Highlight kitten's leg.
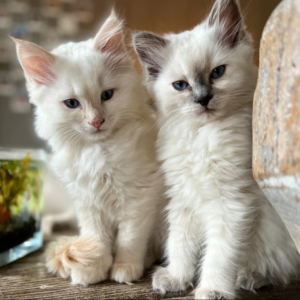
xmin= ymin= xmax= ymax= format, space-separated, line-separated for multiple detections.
xmin=46 ymin=206 xmax=114 ymax=286
xmin=111 ymin=214 xmax=156 ymax=283
xmin=194 ymin=201 xmax=250 ymax=300
xmin=236 ymin=270 xmax=270 ymax=292
xmin=152 ymin=213 xmax=199 ymax=294
xmin=237 ymin=198 xmax=300 ymax=291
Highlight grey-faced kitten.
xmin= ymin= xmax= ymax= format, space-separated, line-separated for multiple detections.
xmin=133 ymin=0 xmax=300 ymax=299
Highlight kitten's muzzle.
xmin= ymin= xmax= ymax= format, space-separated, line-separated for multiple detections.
xmin=194 ymin=94 xmax=213 ymax=107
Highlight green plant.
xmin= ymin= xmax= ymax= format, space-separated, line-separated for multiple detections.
xmin=0 ymin=154 xmax=41 ymax=229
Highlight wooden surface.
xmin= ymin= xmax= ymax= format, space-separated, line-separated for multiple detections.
xmin=0 ymin=234 xmax=300 ymax=300
xmin=253 ymin=0 xmax=300 ymax=252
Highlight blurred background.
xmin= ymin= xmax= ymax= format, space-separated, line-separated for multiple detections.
xmin=0 ymin=0 xmax=281 ymax=150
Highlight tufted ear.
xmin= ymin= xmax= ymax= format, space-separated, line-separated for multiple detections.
xmin=207 ymin=0 xmax=245 ymax=47
xmin=132 ymin=31 xmax=169 ymax=80
xmin=12 ymin=37 xmax=56 ymax=87
xmin=93 ymin=10 xmax=125 ymax=57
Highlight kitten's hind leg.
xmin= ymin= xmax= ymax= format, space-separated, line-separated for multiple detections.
xmin=236 ymin=271 xmax=270 ymax=293
xmin=46 ymin=235 xmax=113 ymax=286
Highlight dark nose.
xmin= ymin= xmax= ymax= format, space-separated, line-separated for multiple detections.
xmin=195 ymin=94 xmax=213 ymax=107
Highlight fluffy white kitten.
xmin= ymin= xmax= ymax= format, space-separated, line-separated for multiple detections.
xmin=13 ymin=11 xmax=164 ymax=286
xmin=133 ymin=0 xmax=300 ymax=299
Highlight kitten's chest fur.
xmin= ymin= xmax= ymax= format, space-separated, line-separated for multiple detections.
xmin=158 ymin=109 xmax=252 ymax=207
xmin=51 ymin=123 xmax=158 ymax=216
xmin=53 ymin=146 xmax=126 ymax=204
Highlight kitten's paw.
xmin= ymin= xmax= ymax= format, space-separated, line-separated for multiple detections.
xmin=111 ymin=263 xmax=144 ymax=283
xmin=236 ymin=271 xmax=269 ymax=292
xmin=152 ymin=267 xmax=189 ymax=294
xmin=70 ymin=253 xmax=113 ymax=286
xmin=194 ymin=289 xmax=234 ymax=300
xmin=46 ymin=235 xmax=112 ymax=286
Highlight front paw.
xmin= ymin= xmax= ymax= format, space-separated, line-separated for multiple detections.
xmin=111 ymin=263 xmax=144 ymax=283
xmin=46 ymin=236 xmax=113 ymax=286
xmin=152 ymin=267 xmax=190 ymax=294
xmin=194 ymin=289 xmax=234 ymax=300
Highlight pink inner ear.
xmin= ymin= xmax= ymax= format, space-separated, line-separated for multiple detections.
xmin=98 ymin=31 xmax=123 ymax=56
xmin=22 ymin=56 xmax=56 ymax=86
xmin=220 ymin=3 xmax=242 ymax=44
xmin=94 ymin=14 xmax=125 ymax=57
xmin=208 ymin=0 xmax=243 ymax=47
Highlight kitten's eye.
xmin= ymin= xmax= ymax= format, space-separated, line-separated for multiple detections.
xmin=172 ymin=81 xmax=189 ymax=91
xmin=64 ymin=99 xmax=80 ymax=109
xmin=101 ymin=89 xmax=114 ymax=101
xmin=210 ymin=65 xmax=226 ymax=80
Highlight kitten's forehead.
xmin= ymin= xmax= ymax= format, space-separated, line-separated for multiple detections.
xmin=53 ymin=40 xmax=103 ymax=71
xmin=52 ymin=39 xmax=93 ymax=55
xmin=51 ymin=40 xmax=110 ymax=103
xmin=166 ymin=24 xmax=220 ymax=75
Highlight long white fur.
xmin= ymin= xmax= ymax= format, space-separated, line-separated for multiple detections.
xmin=133 ymin=0 xmax=300 ymax=299
xmin=13 ymin=11 xmax=165 ymax=286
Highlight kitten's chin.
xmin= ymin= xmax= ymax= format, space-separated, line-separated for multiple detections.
xmin=197 ymin=107 xmax=215 ymax=115
xmin=85 ymin=129 xmax=110 ymax=141
xmin=191 ymin=107 xmax=216 ymax=121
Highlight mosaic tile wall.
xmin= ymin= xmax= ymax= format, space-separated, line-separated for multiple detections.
xmin=0 ymin=0 xmax=95 ymax=115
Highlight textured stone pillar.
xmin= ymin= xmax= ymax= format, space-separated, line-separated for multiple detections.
xmin=253 ymin=0 xmax=300 ymax=252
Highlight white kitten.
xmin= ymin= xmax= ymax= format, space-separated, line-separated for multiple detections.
xmin=133 ymin=0 xmax=300 ymax=299
xmin=13 ymin=11 xmax=165 ymax=286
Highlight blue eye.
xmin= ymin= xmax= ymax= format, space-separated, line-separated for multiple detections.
xmin=64 ymin=99 xmax=80 ymax=109
xmin=172 ymin=81 xmax=189 ymax=91
xmin=211 ymin=65 xmax=226 ymax=80
xmin=101 ymin=89 xmax=114 ymax=101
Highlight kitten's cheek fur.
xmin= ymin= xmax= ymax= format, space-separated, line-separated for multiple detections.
xmin=45 ymin=236 xmax=113 ymax=286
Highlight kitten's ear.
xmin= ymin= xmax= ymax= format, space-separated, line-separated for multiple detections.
xmin=11 ymin=37 xmax=56 ymax=87
xmin=93 ymin=10 xmax=125 ymax=57
xmin=132 ymin=31 xmax=168 ymax=80
xmin=207 ymin=0 xmax=244 ymax=47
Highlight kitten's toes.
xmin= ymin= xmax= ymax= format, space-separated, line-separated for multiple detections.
xmin=152 ymin=267 xmax=189 ymax=294
xmin=236 ymin=271 xmax=269 ymax=292
xmin=111 ymin=263 xmax=144 ymax=283
xmin=194 ymin=289 xmax=234 ymax=300
xmin=46 ymin=235 xmax=112 ymax=285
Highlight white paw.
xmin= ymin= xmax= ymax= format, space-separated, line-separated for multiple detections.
xmin=194 ymin=289 xmax=234 ymax=300
xmin=46 ymin=236 xmax=113 ymax=286
xmin=152 ymin=267 xmax=190 ymax=294
xmin=111 ymin=263 xmax=144 ymax=283
xmin=70 ymin=255 xmax=112 ymax=286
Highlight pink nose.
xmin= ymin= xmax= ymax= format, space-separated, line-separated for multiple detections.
xmin=89 ymin=118 xmax=105 ymax=129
